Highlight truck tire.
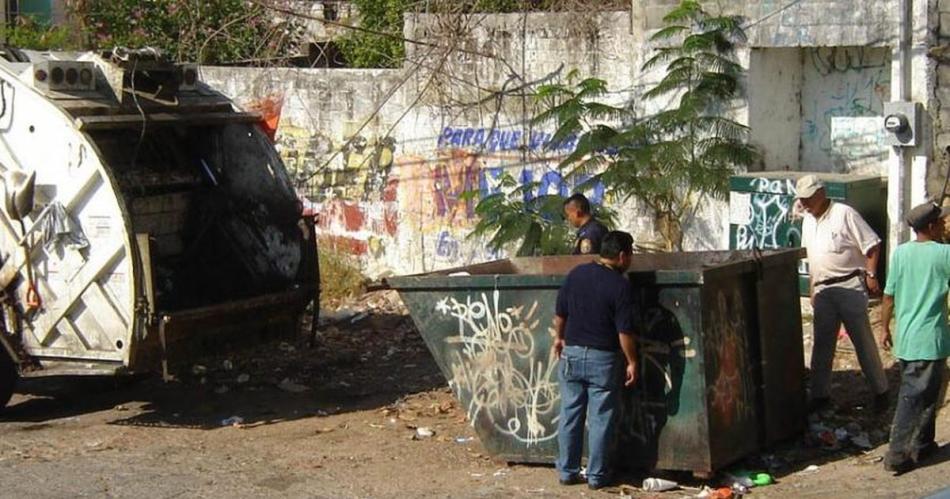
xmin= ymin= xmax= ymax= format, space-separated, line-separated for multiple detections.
xmin=0 ymin=347 xmax=16 ymax=410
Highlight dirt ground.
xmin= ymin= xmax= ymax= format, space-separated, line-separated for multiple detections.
xmin=1 ymin=293 xmax=949 ymax=499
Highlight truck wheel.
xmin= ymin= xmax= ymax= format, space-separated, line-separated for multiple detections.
xmin=0 ymin=348 xmax=16 ymax=410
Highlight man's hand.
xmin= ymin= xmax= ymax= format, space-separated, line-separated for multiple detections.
xmin=866 ymin=275 xmax=881 ymax=296
xmin=624 ymin=362 xmax=637 ymax=387
xmin=880 ymin=327 xmax=893 ymax=351
xmin=552 ymin=338 xmax=565 ymax=359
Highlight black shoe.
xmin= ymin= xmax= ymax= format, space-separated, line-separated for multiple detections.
xmin=916 ymin=441 xmax=939 ymax=462
xmin=559 ymin=474 xmax=585 ymax=486
xmin=808 ymin=397 xmax=831 ymax=413
xmin=884 ymin=453 xmax=915 ymax=475
xmin=873 ymin=391 xmax=890 ymax=414
xmin=588 ymin=482 xmax=608 ymax=491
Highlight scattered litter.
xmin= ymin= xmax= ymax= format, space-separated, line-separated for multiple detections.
xmin=113 ymin=404 xmax=128 ymax=412
xmin=316 ymin=410 xmax=329 ymax=417
xmin=414 ymin=427 xmax=435 ymax=439
xmin=222 ymin=359 xmax=234 ymax=371
xmin=834 ymin=427 xmax=850 ymax=441
xmin=278 ymin=342 xmax=296 ymax=353
xmin=448 ymin=271 xmax=471 ymax=277
xmin=696 ymin=485 xmax=714 ymax=498
xmin=338 ymin=381 xmax=351 ymax=388
xmin=851 ymin=432 xmax=873 ymax=449
xmin=470 ymin=472 xmax=485 ymax=478
xmin=220 ymin=416 xmax=244 ymax=426
xmin=524 ymin=488 xmax=545 ymax=494
xmin=236 ymin=374 xmax=250 ymax=384
xmin=455 ymin=436 xmax=476 ymax=444
xmin=278 ymin=378 xmax=310 ymax=393
xmin=493 ymin=468 xmax=509 ymax=477
xmin=725 ymin=472 xmax=753 ymax=488
xmin=642 ymin=477 xmax=678 ymax=492
xmin=368 ymin=423 xmax=384 ymax=429
xmin=708 ymin=487 xmax=733 ymax=499
xmin=800 ymin=464 xmax=820 ymax=474
xmin=214 ymin=385 xmax=229 ymax=394
xmin=350 ymin=311 xmax=370 ymax=324
xmin=751 ymin=472 xmax=774 ymax=486
xmin=314 ymin=427 xmax=334 ymax=434
xmin=191 ymin=365 xmax=207 ymax=376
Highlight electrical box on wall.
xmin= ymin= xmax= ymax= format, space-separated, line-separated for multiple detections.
xmin=883 ymin=101 xmax=921 ymax=147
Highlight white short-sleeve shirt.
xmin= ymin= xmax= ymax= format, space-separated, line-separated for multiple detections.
xmin=802 ymin=201 xmax=880 ymax=290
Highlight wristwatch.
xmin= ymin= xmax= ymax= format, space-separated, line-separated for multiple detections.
xmin=866 ymin=272 xmax=877 ymax=279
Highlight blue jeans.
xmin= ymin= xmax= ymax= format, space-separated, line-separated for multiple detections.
xmin=556 ymin=345 xmax=622 ymax=487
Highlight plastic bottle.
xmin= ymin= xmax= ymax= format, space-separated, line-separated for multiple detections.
xmin=642 ymin=477 xmax=678 ymax=492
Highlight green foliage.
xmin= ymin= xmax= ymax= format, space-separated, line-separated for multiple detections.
xmin=471 ymin=0 xmax=757 ymax=254
xmin=76 ymin=0 xmax=302 ymax=64
xmin=337 ymin=0 xmax=412 ymax=68
xmin=0 ymin=16 xmax=79 ymax=50
xmin=607 ymin=0 xmax=756 ymax=250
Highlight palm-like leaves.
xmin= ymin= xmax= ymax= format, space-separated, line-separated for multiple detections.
xmin=470 ymin=0 xmax=758 ymax=254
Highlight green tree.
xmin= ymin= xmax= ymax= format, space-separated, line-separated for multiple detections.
xmin=0 ymin=15 xmax=78 ymax=50
xmin=471 ymin=0 xmax=757 ymax=253
xmin=337 ymin=0 xmax=413 ymax=68
xmin=73 ymin=0 xmax=302 ymax=64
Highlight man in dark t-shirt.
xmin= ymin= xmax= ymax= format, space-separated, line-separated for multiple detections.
xmin=553 ymin=231 xmax=638 ymax=490
xmin=563 ymin=193 xmax=608 ymax=255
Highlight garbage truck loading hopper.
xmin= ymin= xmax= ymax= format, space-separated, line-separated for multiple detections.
xmin=0 ymin=51 xmax=318 ymax=395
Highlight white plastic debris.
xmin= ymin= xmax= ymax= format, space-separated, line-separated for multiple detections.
xmin=220 ymin=416 xmax=244 ymax=426
xmin=415 ymin=427 xmax=435 ymax=439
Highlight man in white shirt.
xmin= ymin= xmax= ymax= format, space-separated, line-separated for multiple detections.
xmin=797 ymin=175 xmax=889 ymax=413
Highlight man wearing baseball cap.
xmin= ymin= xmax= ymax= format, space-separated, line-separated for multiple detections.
xmin=796 ymin=174 xmax=889 ymax=413
xmin=880 ymin=201 xmax=950 ymax=474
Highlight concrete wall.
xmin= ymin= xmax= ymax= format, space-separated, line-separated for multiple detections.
xmin=202 ymin=1 xmax=937 ymax=277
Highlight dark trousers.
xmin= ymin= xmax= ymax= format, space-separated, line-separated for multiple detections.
xmin=886 ymin=359 xmax=947 ymax=464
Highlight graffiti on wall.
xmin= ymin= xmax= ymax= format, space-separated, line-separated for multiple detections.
xmin=436 ymin=291 xmax=559 ymax=446
xmin=801 ymin=47 xmax=890 ymax=174
xmin=731 ymin=177 xmax=803 ymax=250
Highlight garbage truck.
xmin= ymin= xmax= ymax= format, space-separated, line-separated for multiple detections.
xmin=0 ymin=48 xmax=319 ymax=410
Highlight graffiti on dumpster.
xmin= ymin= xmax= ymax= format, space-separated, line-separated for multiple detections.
xmin=733 ymin=177 xmax=802 ymax=250
xmin=435 ymin=291 xmax=559 ymax=446
xmin=706 ymin=289 xmax=756 ymax=428
xmin=620 ymin=303 xmax=691 ymax=453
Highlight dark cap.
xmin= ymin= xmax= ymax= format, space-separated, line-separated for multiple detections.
xmin=906 ymin=202 xmax=950 ymax=230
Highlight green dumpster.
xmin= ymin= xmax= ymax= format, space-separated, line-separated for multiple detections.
xmin=728 ymin=172 xmax=886 ymax=295
xmin=387 ymin=249 xmax=805 ymax=474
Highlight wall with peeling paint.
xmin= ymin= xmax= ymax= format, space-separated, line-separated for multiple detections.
xmin=202 ymin=2 xmax=936 ymax=277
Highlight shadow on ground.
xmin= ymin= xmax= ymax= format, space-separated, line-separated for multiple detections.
xmin=1 ymin=312 xmax=444 ymax=429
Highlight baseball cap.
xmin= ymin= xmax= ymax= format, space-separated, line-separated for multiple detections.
xmin=794 ymin=175 xmax=824 ymax=199
xmin=906 ymin=201 xmax=950 ymax=230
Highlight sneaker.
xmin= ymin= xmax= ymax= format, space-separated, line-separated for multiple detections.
xmin=559 ymin=474 xmax=585 ymax=486
xmin=588 ymin=482 xmax=608 ymax=491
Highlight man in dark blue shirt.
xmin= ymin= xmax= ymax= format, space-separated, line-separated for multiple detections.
xmin=564 ymin=193 xmax=608 ymax=255
xmin=553 ymin=231 xmax=638 ymax=490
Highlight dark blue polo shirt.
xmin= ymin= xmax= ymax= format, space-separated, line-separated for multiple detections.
xmin=573 ymin=218 xmax=608 ymax=255
xmin=555 ymin=262 xmax=636 ymax=351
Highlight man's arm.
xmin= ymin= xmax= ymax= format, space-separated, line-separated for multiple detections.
xmin=619 ymin=333 xmax=638 ymax=387
xmin=552 ymin=314 xmax=566 ymax=358
xmin=865 ymin=243 xmax=882 ymax=295
xmin=880 ymin=293 xmax=894 ymax=350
